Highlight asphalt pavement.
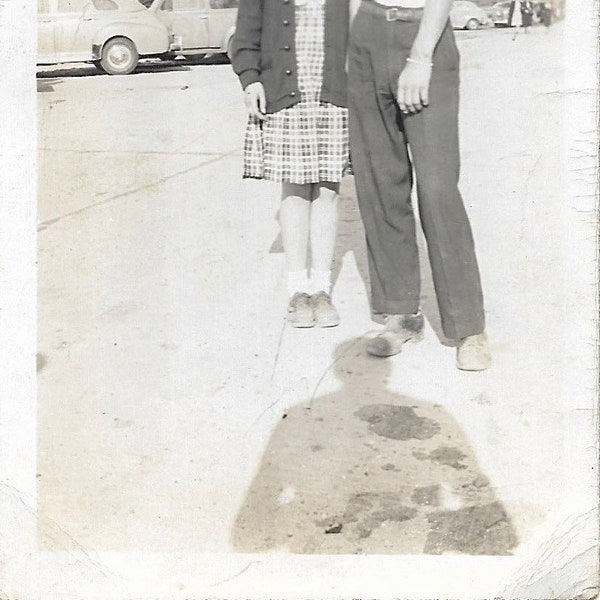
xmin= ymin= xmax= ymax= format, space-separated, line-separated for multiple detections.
xmin=35 ymin=20 xmax=597 ymax=596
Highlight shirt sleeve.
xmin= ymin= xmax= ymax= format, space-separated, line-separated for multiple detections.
xmin=230 ymin=0 xmax=263 ymax=89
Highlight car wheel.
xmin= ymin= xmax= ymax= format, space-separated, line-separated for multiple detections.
xmin=465 ymin=18 xmax=480 ymax=29
xmin=101 ymin=37 xmax=138 ymax=75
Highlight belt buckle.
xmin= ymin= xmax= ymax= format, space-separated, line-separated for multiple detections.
xmin=385 ymin=6 xmax=407 ymax=20
xmin=385 ymin=7 xmax=399 ymax=20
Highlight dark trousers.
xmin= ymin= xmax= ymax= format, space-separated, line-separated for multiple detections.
xmin=348 ymin=3 xmax=485 ymax=340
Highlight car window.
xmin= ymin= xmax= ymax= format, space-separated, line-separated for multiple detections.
xmin=209 ymin=0 xmax=238 ymax=8
xmin=92 ymin=0 xmax=118 ymax=8
xmin=57 ymin=0 xmax=90 ymax=12
xmin=38 ymin=0 xmax=51 ymax=12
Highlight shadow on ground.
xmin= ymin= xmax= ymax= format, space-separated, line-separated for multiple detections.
xmin=36 ymin=61 xmax=192 ymax=80
xmin=36 ymin=53 xmax=230 ymax=80
xmin=232 ymin=338 xmax=517 ymax=554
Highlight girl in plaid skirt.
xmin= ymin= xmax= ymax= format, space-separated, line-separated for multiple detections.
xmin=231 ymin=0 xmax=351 ymax=328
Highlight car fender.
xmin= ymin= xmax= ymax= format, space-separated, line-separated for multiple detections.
xmin=475 ymin=8 xmax=490 ymax=23
xmin=449 ymin=11 xmax=465 ymax=27
xmin=93 ymin=20 xmax=170 ymax=56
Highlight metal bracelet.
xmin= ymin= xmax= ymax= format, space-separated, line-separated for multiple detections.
xmin=406 ymin=57 xmax=433 ymax=67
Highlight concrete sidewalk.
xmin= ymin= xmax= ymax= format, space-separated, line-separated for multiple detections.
xmin=36 ymin=20 xmax=595 ymax=580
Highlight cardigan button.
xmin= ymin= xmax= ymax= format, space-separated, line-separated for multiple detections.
xmin=285 ymin=69 xmax=292 ymax=75
xmin=282 ymin=19 xmax=290 ymax=25
xmin=284 ymin=44 xmax=291 ymax=50
xmin=290 ymin=91 xmax=296 ymax=97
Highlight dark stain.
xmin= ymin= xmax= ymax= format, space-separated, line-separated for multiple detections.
xmin=343 ymin=492 xmax=418 ymax=539
xmin=311 ymin=445 xmax=324 ymax=452
xmin=413 ymin=445 xmax=468 ymax=469
xmin=36 ymin=353 xmax=47 ymax=373
xmin=355 ymin=404 xmax=441 ymax=440
xmin=425 ymin=502 xmax=518 ymax=555
xmin=411 ymin=485 xmax=440 ymax=507
xmin=324 ymin=523 xmax=343 ymax=534
xmin=471 ymin=475 xmax=490 ymax=488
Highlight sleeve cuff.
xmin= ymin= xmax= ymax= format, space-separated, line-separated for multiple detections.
xmin=239 ymin=69 xmax=261 ymax=89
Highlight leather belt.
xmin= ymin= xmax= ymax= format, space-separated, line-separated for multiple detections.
xmin=361 ymin=0 xmax=424 ymax=21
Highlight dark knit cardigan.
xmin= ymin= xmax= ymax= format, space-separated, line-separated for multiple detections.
xmin=230 ymin=0 xmax=349 ymax=113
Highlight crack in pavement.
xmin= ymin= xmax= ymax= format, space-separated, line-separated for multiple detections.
xmin=37 ymin=148 xmax=240 ymax=232
xmin=308 ymin=338 xmax=362 ymax=406
xmin=269 ymin=319 xmax=287 ymax=386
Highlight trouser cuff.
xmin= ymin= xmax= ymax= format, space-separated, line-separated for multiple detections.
xmin=373 ymin=298 xmax=421 ymax=316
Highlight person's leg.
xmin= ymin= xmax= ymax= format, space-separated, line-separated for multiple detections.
xmin=281 ymin=182 xmax=312 ymax=290
xmin=348 ymin=8 xmax=425 ymax=356
xmin=348 ymin=8 xmax=421 ymax=317
xmin=310 ymin=181 xmax=339 ymax=292
xmin=397 ymin=23 xmax=490 ymax=369
xmin=280 ymin=182 xmax=314 ymax=327
xmin=308 ymin=181 xmax=341 ymax=327
xmin=400 ymin=24 xmax=485 ymax=343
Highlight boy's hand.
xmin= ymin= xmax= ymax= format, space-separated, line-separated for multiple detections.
xmin=396 ymin=61 xmax=432 ymax=114
xmin=244 ymin=81 xmax=267 ymax=120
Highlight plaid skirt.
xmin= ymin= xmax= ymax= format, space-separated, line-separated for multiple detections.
xmin=243 ymin=1 xmax=350 ymax=184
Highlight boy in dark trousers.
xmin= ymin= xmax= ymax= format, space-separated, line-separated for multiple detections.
xmin=347 ymin=0 xmax=491 ymax=370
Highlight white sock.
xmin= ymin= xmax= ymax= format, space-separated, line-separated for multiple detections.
xmin=287 ymin=270 xmax=311 ymax=297
xmin=310 ymin=269 xmax=331 ymax=295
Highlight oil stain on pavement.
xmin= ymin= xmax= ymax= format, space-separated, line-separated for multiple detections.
xmin=232 ymin=339 xmax=517 ymax=555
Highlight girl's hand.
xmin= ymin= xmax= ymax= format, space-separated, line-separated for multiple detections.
xmin=244 ymin=82 xmax=267 ymax=120
xmin=396 ymin=61 xmax=432 ymax=114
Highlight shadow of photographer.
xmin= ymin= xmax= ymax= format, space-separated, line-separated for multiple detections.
xmin=232 ymin=337 xmax=517 ymax=554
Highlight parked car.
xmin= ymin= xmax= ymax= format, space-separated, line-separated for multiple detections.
xmin=450 ymin=0 xmax=491 ymax=29
xmin=486 ymin=0 xmax=512 ymax=25
xmin=37 ymin=0 xmax=176 ymax=74
xmin=154 ymin=0 xmax=238 ymax=60
xmin=37 ymin=0 xmax=238 ymax=76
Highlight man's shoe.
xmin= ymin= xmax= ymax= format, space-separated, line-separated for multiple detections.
xmin=456 ymin=333 xmax=492 ymax=371
xmin=287 ymin=292 xmax=314 ymax=328
xmin=310 ymin=291 xmax=340 ymax=327
xmin=366 ymin=313 xmax=425 ymax=357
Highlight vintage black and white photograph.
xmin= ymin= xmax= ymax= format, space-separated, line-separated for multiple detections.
xmin=0 ymin=0 xmax=597 ymax=597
